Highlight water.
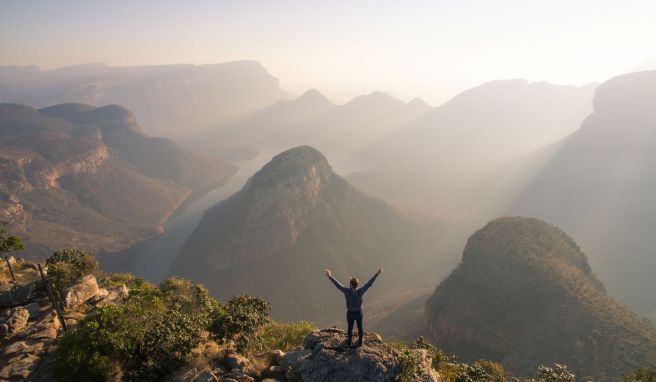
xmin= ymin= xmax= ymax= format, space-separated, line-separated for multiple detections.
xmin=130 ymin=152 xmax=272 ymax=282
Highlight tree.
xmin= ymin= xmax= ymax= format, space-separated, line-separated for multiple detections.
xmin=46 ymin=249 xmax=98 ymax=300
xmin=0 ymin=224 xmax=24 ymax=255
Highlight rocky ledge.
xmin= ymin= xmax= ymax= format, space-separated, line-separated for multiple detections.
xmin=281 ymin=329 xmax=440 ymax=382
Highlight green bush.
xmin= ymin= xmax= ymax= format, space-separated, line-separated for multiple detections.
xmin=625 ymin=368 xmax=656 ymax=382
xmin=249 ymin=320 xmax=316 ymax=353
xmin=454 ymin=360 xmax=505 ymax=382
xmin=208 ymin=294 xmax=271 ymax=352
xmin=395 ymin=348 xmax=424 ymax=382
xmin=46 ymin=248 xmax=98 ymax=300
xmin=55 ymin=277 xmax=209 ymax=382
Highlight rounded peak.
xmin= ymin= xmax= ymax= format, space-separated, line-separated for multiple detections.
xmin=347 ymin=91 xmax=401 ymax=107
xmin=39 ymin=103 xmax=97 ymax=119
xmin=269 ymin=145 xmax=330 ymax=167
xmin=407 ymin=97 xmax=432 ymax=110
xmin=0 ymin=103 xmax=38 ymax=114
xmin=463 ymin=216 xmax=593 ymax=274
xmin=244 ymin=146 xmax=334 ymax=192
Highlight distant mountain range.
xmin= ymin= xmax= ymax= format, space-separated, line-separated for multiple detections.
xmin=510 ymin=70 xmax=656 ymax=316
xmin=348 ymin=79 xmax=595 ymax=220
xmin=170 ymin=146 xmax=442 ymax=323
xmin=426 ymin=217 xmax=656 ymax=380
xmin=0 ymin=61 xmax=291 ymax=139
xmin=0 ymin=103 xmax=235 ymax=259
xmin=191 ymin=89 xmax=431 ymax=164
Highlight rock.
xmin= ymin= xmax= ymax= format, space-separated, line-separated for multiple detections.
xmin=221 ymin=370 xmax=255 ymax=382
xmin=261 ymin=379 xmax=282 ymax=382
xmin=281 ymin=329 xmax=441 ymax=382
xmin=1 ymin=340 xmax=44 ymax=357
xmin=62 ymin=275 xmax=99 ymax=309
xmin=223 ymin=351 xmax=254 ymax=372
xmin=194 ymin=368 xmax=219 ymax=382
xmin=87 ymin=287 xmax=109 ymax=304
xmin=94 ymin=284 xmax=128 ymax=307
xmin=0 ymin=282 xmax=37 ymax=308
xmin=0 ymin=353 xmax=40 ymax=380
xmin=0 ymin=307 xmax=29 ymax=338
xmin=23 ymin=301 xmax=48 ymax=317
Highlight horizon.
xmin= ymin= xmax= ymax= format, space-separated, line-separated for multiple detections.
xmin=2 ymin=0 xmax=655 ymax=104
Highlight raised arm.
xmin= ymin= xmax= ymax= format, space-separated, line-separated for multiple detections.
xmin=325 ymin=269 xmax=348 ymax=293
xmin=358 ymin=268 xmax=383 ymax=295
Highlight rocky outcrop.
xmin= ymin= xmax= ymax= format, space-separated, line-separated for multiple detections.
xmin=0 ymin=263 xmax=129 ymax=381
xmin=62 ymin=274 xmax=99 ymax=309
xmin=281 ymin=329 xmax=440 ymax=382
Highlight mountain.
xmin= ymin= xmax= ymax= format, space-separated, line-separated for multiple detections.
xmin=0 ymin=61 xmax=291 ymax=139
xmin=0 ymin=103 xmax=235 ymax=259
xmin=264 ymin=92 xmax=431 ymax=164
xmin=347 ymin=80 xmax=595 ymax=219
xmin=38 ymin=103 xmax=235 ymax=188
xmin=510 ymin=70 xmax=656 ymax=316
xmin=190 ymin=89 xmax=337 ymax=159
xmin=425 ymin=217 xmax=656 ymax=381
xmin=170 ymin=146 xmax=440 ymax=323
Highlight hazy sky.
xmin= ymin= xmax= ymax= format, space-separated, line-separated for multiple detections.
xmin=1 ymin=0 xmax=655 ymax=104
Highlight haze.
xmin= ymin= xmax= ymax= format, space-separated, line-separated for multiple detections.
xmin=2 ymin=0 xmax=655 ymax=104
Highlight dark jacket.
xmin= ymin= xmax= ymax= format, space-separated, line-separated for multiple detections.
xmin=328 ymin=273 xmax=379 ymax=312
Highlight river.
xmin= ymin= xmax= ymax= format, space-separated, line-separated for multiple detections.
xmin=130 ymin=152 xmax=273 ymax=282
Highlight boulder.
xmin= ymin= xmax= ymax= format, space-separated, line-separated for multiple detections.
xmin=62 ymin=275 xmax=99 ymax=309
xmin=0 ymin=307 xmax=29 ymax=338
xmin=220 ymin=370 xmax=255 ymax=382
xmin=223 ymin=351 xmax=254 ymax=372
xmin=281 ymin=329 xmax=441 ymax=382
xmin=87 ymin=287 xmax=109 ymax=304
xmin=0 ymin=282 xmax=37 ymax=308
xmin=94 ymin=284 xmax=129 ymax=307
xmin=194 ymin=368 xmax=219 ymax=382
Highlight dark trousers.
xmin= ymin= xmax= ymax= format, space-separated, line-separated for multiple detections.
xmin=347 ymin=310 xmax=363 ymax=345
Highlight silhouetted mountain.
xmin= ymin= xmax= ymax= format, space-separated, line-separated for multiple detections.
xmin=0 ymin=103 xmax=234 ymax=259
xmin=265 ymin=92 xmax=431 ymax=162
xmin=426 ymin=217 xmax=656 ymax=381
xmin=510 ymin=70 xmax=656 ymax=316
xmin=191 ymin=89 xmax=336 ymax=159
xmin=348 ymin=79 xmax=595 ymax=220
xmin=0 ymin=61 xmax=291 ymax=139
xmin=170 ymin=146 xmax=439 ymax=323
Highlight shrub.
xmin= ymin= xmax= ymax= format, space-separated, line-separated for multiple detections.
xmin=0 ymin=224 xmax=24 ymax=255
xmin=249 ymin=320 xmax=316 ymax=353
xmin=395 ymin=348 xmax=424 ymax=382
xmin=55 ymin=278 xmax=209 ymax=382
xmin=46 ymin=248 xmax=98 ymax=300
xmin=532 ymin=363 xmax=575 ymax=382
xmin=625 ymin=368 xmax=656 ymax=382
xmin=454 ymin=360 xmax=505 ymax=382
xmin=208 ymin=294 xmax=271 ymax=352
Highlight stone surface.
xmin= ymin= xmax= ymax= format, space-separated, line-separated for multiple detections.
xmin=194 ymin=368 xmax=219 ymax=382
xmin=0 ymin=307 xmax=29 ymax=338
xmin=281 ymin=329 xmax=440 ymax=382
xmin=223 ymin=351 xmax=254 ymax=372
xmin=0 ymin=282 xmax=37 ymax=308
xmin=95 ymin=284 xmax=129 ymax=307
xmin=88 ymin=287 xmax=109 ymax=303
xmin=62 ymin=275 xmax=99 ymax=309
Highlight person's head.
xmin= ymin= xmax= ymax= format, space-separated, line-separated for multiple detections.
xmin=349 ymin=277 xmax=359 ymax=290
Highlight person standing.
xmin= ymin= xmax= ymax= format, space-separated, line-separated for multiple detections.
xmin=325 ymin=268 xmax=383 ymax=347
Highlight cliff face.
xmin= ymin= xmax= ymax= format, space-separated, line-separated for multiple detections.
xmin=510 ymin=70 xmax=656 ymax=316
xmin=0 ymin=103 xmax=234 ymax=259
xmin=171 ymin=146 xmax=439 ymax=323
xmin=425 ymin=217 xmax=656 ymax=381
